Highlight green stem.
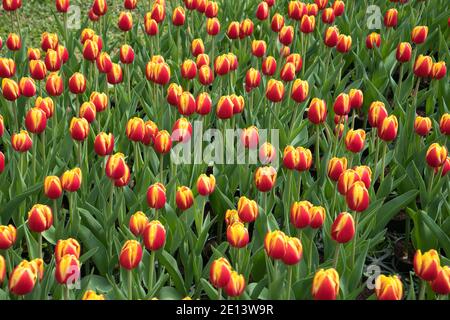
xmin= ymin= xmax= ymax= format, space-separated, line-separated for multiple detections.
xmin=333 ymin=244 xmax=340 ymax=269
xmin=380 ymin=142 xmax=387 ymax=182
xmin=352 ymin=212 xmax=360 ymax=267
xmin=286 ymin=266 xmax=293 ymax=300
xmin=159 ymin=153 xmax=164 ymax=182
xmin=315 ymin=126 xmax=321 ymax=178
xmin=128 ymin=270 xmax=133 ymax=300
xmin=418 ymin=280 xmax=426 ymax=300
xmin=38 ymin=233 xmax=42 ymax=259
xmin=148 ymin=251 xmax=155 ymax=293
xmin=63 ymin=285 xmax=69 ymax=300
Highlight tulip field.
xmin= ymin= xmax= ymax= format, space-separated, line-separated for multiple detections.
xmin=0 ymin=0 xmax=449 ymax=302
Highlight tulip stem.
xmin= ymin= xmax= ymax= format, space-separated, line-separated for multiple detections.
xmin=217 ymin=288 xmax=222 ymax=300
xmin=315 ymin=126 xmax=321 ymax=178
xmin=41 ymin=130 xmax=46 ymax=168
xmin=286 ymin=266 xmax=293 ymax=300
xmin=38 ymin=233 xmax=42 ymax=260
xmin=418 ymin=280 xmax=426 ymax=300
xmin=63 ymin=285 xmax=69 ymax=300
xmin=128 ymin=270 xmax=133 ymax=300
xmin=159 ymin=153 xmax=164 ymax=183
xmin=148 ymin=251 xmax=155 ymax=293
xmin=32 ymin=134 xmax=37 ymax=183
xmin=380 ymin=142 xmax=387 ymax=181
xmin=133 ymin=142 xmax=140 ymax=173
xmin=333 ymin=244 xmax=340 ymax=269
xmin=308 ymin=230 xmax=317 ymax=273
xmin=352 ymin=212 xmax=360 ymax=267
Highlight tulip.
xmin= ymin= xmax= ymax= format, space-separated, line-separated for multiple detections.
xmin=354 ymin=165 xmax=372 ymax=189
xmin=196 ymin=92 xmax=212 ymax=115
xmin=6 ymin=33 xmax=21 ymax=51
xmin=2 ymin=78 xmax=20 ymax=101
xmin=349 ymin=89 xmax=363 ymax=110
xmin=78 ymin=102 xmax=96 ymax=123
xmin=28 ymin=204 xmax=53 ymax=233
xmin=378 ymin=115 xmax=398 ymax=141
xmin=245 ymin=68 xmax=261 ymax=89
xmin=333 ymin=93 xmax=350 ymax=116
xmin=239 ymin=18 xmax=254 ymax=38
xmin=70 ymin=117 xmax=89 ymax=141
xmin=346 ymin=181 xmax=370 ymax=212
xmin=61 ymin=168 xmax=82 ymax=192
xmin=119 ymin=44 xmax=135 ymax=64
xmin=216 ymin=95 xmax=234 ymax=119
xmin=92 ymin=0 xmax=107 ymax=16
xmin=266 ymin=79 xmax=285 ymax=103
xmin=227 ymin=222 xmax=249 ymax=248
xmin=191 ymin=38 xmax=204 ymax=57
xmin=154 ymin=130 xmax=172 ymax=154
xmin=332 ymin=0 xmax=344 ymax=15
xmin=144 ymin=17 xmax=159 ymax=35
xmin=3 ymin=0 xmax=22 ymax=11
xmin=368 ymin=101 xmax=388 ymax=128
xmin=105 ymin=153 xmax=127 ymax=180
xmin=0 ymin=57 xmax=16 ymax=78
xmin=345 ymin=129 xmax=366 ymax=153
xmin=115 ymin=165 xmax=131 ymax=187
xmin=324 ymin=26 xmax=339 ymax=47
xmin=119 ymin=240 xmax=142 ymax=270
xmin=126 ymin=117 xmax=145 ymax=142
xmin=44 ymin=176 xmax=62 ymax=199
xmin=129 ymin=211 xmax=149 ymax=237
xmin=254 ymin=166 xmax=277 ymax=192
xmin=414 ymin=116 xmax=432 ymax=136
xmin=11 ymin=131 xmax=32 ymax=152
xmin=27 ymin=48 xmax=41 ymax=61
xmin=167 ymin=83 xmax=183 ymax=107
xmin=205 ymin=1 xmax=218 ymax=17
xmin=435 ymin=157 xmax=450 ymax=177
xmin=150 ymin=3 xmax=165 ymax=22
xmin=0 ymin=224 xmax=17 ymax=250
xmin=255 ymin=1 xmax=269 ymax=20
xmin=68 ymin=72 xmax=86 ymax=94
xmin=296 ymin=147 xmax=313 ymax=171
xmin=337 ymin=169 xmax=360 ymax=195
xmin=440 ymin=114 xmax=450 ymax=135
xmin=237 ymin=196 xmax=258 ymax=223
xmin=55 ymin=254 xmax=80 ymax=285
xmin=280 ymin=62 xmax=296 ymax=82
xmin=336 ymin=34 xmax=351 ymax=53
xmin=366 ymin=32 xmax=381 ymax=49
xmin=118 ymin=11 xmax=133 ymax=32
xmin=414 ymin=55 xmax=433 ymax=78
xmin=426 ymin=143 xmax=448 ymax=168
xmin=55 ymin=238 xmax=80 ymax=262
xmin=172 ymin=6 xmax=185 ymax=26
xmin=321 ymin=8 xmax=335 ymax=24
xmin=308 ymin=98 xmax=327 ymax=124
xmin=0 ymin=255 xmax=5 ymax=284
xmin=143 ymin=220 xmax=166 ymax=251
xmin=411 ymin=26 xmax=428 ymax=44
xmin=34 ymin=97 xmax=53 ymax=119
xmin=214 ymin=55 xmax=230 ymax=76
xmin=198 ymin=65 xmax=214 ymax=86
xmin=196 ymin=53 xmax=210 ymax=68
xmin=264 ymin=230 xmax=287 ymax=259
xmin=175 ymin=186 xmax=194 ymax=211
xmin=45 ymin=49 xmax=62 ymax=72
xmin=96 ymin=52 xmax=112 ymax=73
xmin=227 ymin=21 xmax=240 ymax=39
xmin=210 ymin=258 xmax=232 ymax=288
xmin=9 ymin=262 xmax=37 ymax=296
xmin=310 ymin=206 xmax=326 ymax=229
xmin=283 ymin=146 xmax=300 ymax=170
xmin=56 ymin=0 xmax=69 ymax=12
xmin=18 ymin=77 xmax=36 ymax=97
xmin=142 ymin=120 xmax=158 ymax=146
xmin=25 ymin=107 xmax=47 ymax=134
xmin=0 ymin=116 xmax=3 ymax=138
xmin=327 ymin=157 xmax=347 ymax=181
xmin=431 ymin=62 xmax=447 ymax=80
xmin=384 ymin=9 xmax=398 ymax=28
xmin=41 ymin=32 xmax=58 ymax=52
xmin=288 ymin=1 xmax=306 ymax=20
xmin=375 ymin=275 xmax=403 ymax=300
xmin=197 ymin=174 xmax=216 ymax=196
xmin=282 ymin=237 xmax=303 ymax=265
xmin=224 ymin=272 xmax=245 ymax=297
xmin=396 ymin=42 xmax=412 ymax=63
xmin=29 ymin=60 xmax=47 ymax=80
xmin=206 ymin=17 xmax=220 ymax=35
xmin=147 ymin=183 xmax=166 ymax=209
xmin=251 ymin=40 xmax=267 ymax=58
xmin=414 ymin=249 xmax=440 ymax=281
xmin=225 ymin=209 xmax=241 ymax=226
xmin=278 ymin=25 xmax=294 ymax=46
xmin=181 ymin=59 xmax=197 ymax=80
xmin=259 ymin=142 xmax=276 ymax=164
xmin=300 ymin=15 xmax=315 ymax=33
xmin=290 ymin=201 xmax=312 ymax=229
xmin=46 ymin=73 xmax=64 ymax=96
xmin=271 ymin=13 xmax=284 ymax=32
xmin=312 ymin=268 xmax=340 ymax=300
xmin=107 ymin=63 xmax=123 ymax=85
xmin=82 ymin=290 xmax=105 ymax=300
xmin=430 ymin=266 xmax=450 ymax=295
xmin=331 ymin=212 xmax=355 ymax=243
xmin=172 ymin=118 xmax=192 ymax=143
xmin=240 ymin=126 xmax=259 ymax=149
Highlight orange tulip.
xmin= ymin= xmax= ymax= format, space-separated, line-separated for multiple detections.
xmin=210 ymin=258 xmax=232 ymax=288
xmin=143 ymin=220 xmax=166 ymax=251
xmin=55 ymin=238 xmax=81 ymax=262
xmin=331 ymin=212 xmax=355 ymax=243
xmin=224 ymin=271 xmax=245 ymax=297
xmin=312 ymin=268 xmax=340 ymax=300
xmin=430 ymin=266 xmax=450 ymax=295
xmin=11 ymin=130 xmax=32 ymax=152
xmin=375 ymin=275 xmax=403 ymax=300
xmin=282 ymin=236 xmax=303 ymax=265
xmin=61 ymin=168 xmax=82 ymax=192
xmin=129 ymin=211 xmax=149 ymax=237
xmin=55 ymin=254 xmax=80 ymax=284
xmin=414 ymin=249 xmax=440 ymax=281
xmin=264 ymin=230 xmax=287 ymax=260
xmin=0 ymin=224 xmax=17 ymax=250
xmin=147 ymin=183 xmax=166 ymax=209
xmin=346 ymin=181 xmax=370 ymax=212
xmin=25 ymin=107 xmax=47 ymax=134
xmin=44 ymin=175 xmax=63 ymax=199
xmin=27 ymin=204 xmax=53 ymax=233
xmin=175 ymin=186 xmax=194 ymax=211
xmin=119 ymin=240 xmax=142 ymax=270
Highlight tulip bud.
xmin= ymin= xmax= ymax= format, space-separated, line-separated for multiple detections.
xmin=271 ymin=13 xmax=284 ymax=32
xmin=150 ymin=3 xmax=165 ymax=23
xmin=68 ymin=72 xmax=86 ymax=94
xmin=281 ymin=236 xmax=303 ymax=265
xmin=426 ymin=143 xmax=448 ymax=168
xmin=27 ymin=204 xmax=53 ymax=233
xmin=310 ymin=206 xmax=326 ymax=229
xmin=255 ymin=1 xmax=269 ymax=20
xmin=126 ymin=117 xmax=145 ymax=142
xmin=414 ymin=249 xmax=440 ymax=281
xmin=331 ymin=212 xmax=355 ymax=243
xmin=0 ymin=57 xmax=16 ymax=78
xmin=345 ymin=129 xmax=366 ymax=153
xmin=119 ymin=44 xmax=134 ymax=64
xmin=105 ymin=153 xmax=127 ymax=180
xmin=224 ymin=271 xmax=246 ymax=297
xmin=165 ymin=84 xmax=182 ymax=107
xmin=378 ymin=115 xmax=398 ymax=141
xmin=0 ymin=255 xmax=5 ymax=284
xmin=308 ymin=98 xmax=327 ymax=124
xmin=61 ymin=168 xmax=82 ymax=192
xmin=45 ymin=49 xmax=62 ymax=72
xmin=191 ymin=38 xmax=204 ymax=57
xmin=283 ymin=146 xmax=300 ymax=170
xmin=6 ymin=33 xmax=21 ymax=51
xmin=414 ymin=116 xmax=432 ymax=136
xmin=254 ymin=166 xmax=277 ymax=192
xmin=349 ymin=89 xmax=363 ymax=109
xmin=251 ymin=40 xmax=267 ymax=58
xmin=290 ymin=201 xmax=312 ymax=229
xmin=118 ymin=11 xmax=133 ymax=32
xmin=196 ymin=92 xmax=212 ymax=115
xmin=147 ymin=183 xmax=166 ymax=209
xmin=288 ymin=1 xmax=306 ymax=20
xmin=214 ymin=55 xmax=230 ymax=76
xmin=384 ymin=9 xmax=398 ymax=28
xmin=0 ymin=224 xmax=17 ymax=250
xmin=324 ymin=26 xmax=339 ymax=47
xmin=196 ymin=53 xmax=210 ymax=69
xmin=439 ymin=113 xmax=450 ymax=136
xmin=70 ymin=117 xmax=89 ymax=141
xmin=278 ymin=25 xmax=294 ymax=46
xmin=259 ymin=142 xmax=276 ymax=164
xmin=3 ymin=0 xmax=22 ymax=11
xmin=119 ymin=240 xmax=142 ymax=270
xmin=266 ymin=79 xmax=285 ymax=102
xmin=321 ymin=7 xmax=334 ymax=24
xmin=197 ymin=174 xmax=216 ymax=196
xmin=227 ymin=21 xmax=240 ymax=39
xmin=181 ymin=59 xmax=197 ymax=80
xmin=55 ymin=254 xmax=80 ymax=284
xmin=327 ymin=157 xmax=347 ymax=181
xmin=337 ymin=169 xmax=360 ymax=195
xmin=333 ymin=93 xmax=350 ymax=116
xmin=237 ymin=196 xmax=258 ymax=223
xmin=346 ymin=181 xmax=370 ymax=212
xmin=198 ymin=65 xmax=214 ymax=86
xmin=9 ymin=262 xmax=37 ymax=296
xmin=300 ymin=15 xmax=315 ymax=33
xmin=92 ymin=0 xmax=107 ymax=16
xmin=45 ymin=73 xmax=64 ymax=96
xmin=82 ymin=290 xmax=105 ymax=300
xmin=172 ymin=117 xmax=192 ymax=143
xmin=78 ymin=101 xmax=96 ymax=123
xmin=44 ymin=175 xmax=62 ymax=200
xmin=27 ymin=48 xmax=41 ymax=61
xmin=411 ymin=26 xmax=428 ymax=44
xmin=280 ymin=62 xmax=296 ymax=82
xmin=296 ymin=147 xmax=313 ymax=171
xmin=239 ymin=18 xmax=254 ymax=38
xmin=245 ymin=68 xmax=261 ymax=89
xmin=144 ymin=16 xmax=159 ymax=36
xmin=431 ymin=61 xmax=447 ymax=80
xmin=206 ymin=17 xmax=220 ymax=35
xmin=114 ymin=164 xmax=130 ymax=187
xmin=414 ymin=54 xmax=433 ymax=78
xmin=395 ymin=42 xmax=412 ymax=63
xmin=430 ymin=266 xmax=450 ymax=295
xmin=56 ymin=0 xmax=69 ymax=12
xmin=29 ymin=60 xmax=47 ymax=80
xmin=11 ymin=130 xmax=32 ymax=152
xmin=240 ymin=126 xmax=259 ymax=149
xmin=172 ymin=6 xmax=185 ymax=26
xmin=368 ymin=101 xmax=388 ymax=128
xmin=375 ymin=275 xmax=403 ymax=300
xmin=227 ymin=222 xmax=249 ymax=248
xmin=210 ymin=258 xmax=232 ymax=288
xmin=143 ymin=220 xmax=166 ymax=251
xmin=107 ymin=63 xmax=123 ymax=85
xmin=55 ymin=238 xmax=80 ymax=262
xmin=129 ymin=211 xmax=149 ymax=237
xmin=225 ymin=209 xmax=241 ymax=226
xmin=24 ymin=107 xmax=47 ymax=135
xmin=312 ymin=268 xmax=340 ymax=300
xmin=18 ymin=77 xmax=36 ymax=97
xmin=264 ymin=230 xmax=287 ymax=260
xmin=336 ymin=34 xmax=351 ymax=53
xmin=175 ymin=186 xmax=194 ymax=211
xmin=154 ymin=130 xmax=172 ymax=154
xmin=2 ymin=78 xmax=20 ymax=101
xmin=262 ymin=56 xmax=277 ymax=76
xmin=216 ymin=95 xmax=234 ymax=119
xmin=96 ymin=52 xmax=112 ymax=73
xmin=41 ymin=32 xmax=58 ymax=52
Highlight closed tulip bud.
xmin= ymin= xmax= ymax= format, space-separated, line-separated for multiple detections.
xmin=333 ymin=93 xmax=350 ymax=116
xmin=79 ymin=101 xmax=96 ymax=123
xmin=426 ymin=143 xmax=448 ymax=168
xmin=3 ymin=0 xmax=22 ymax=11
xmin=254 ymin=166 xmax=277 ymax=192
xmin=278 ymin=25 xmax=294 ymax=46
xmin=216 ymin=95 xmax=234 ymax=119
xmin=27 ymin=48 xmax=41 ymax=61
xmin=198 ymin=65 xmax=214 ymax=86
xmin=414 ymin=54 xmax=433 ymax=78
xmin=57 ymin=44 xmax=69 ymax=63
xmin=366 ymin=32 xmax=381 ymax=49
xmin=107 ymin=63 xmax=123 ymax=85
xmin=165 ymin=83 xmax=182 ymax=106
xmin=88 ymin=93 xmax=107 ymax=114
xmin=61 ymin=168 xmax=82 ymax=192
xmin=70 ymin=117 xmax=89 ymax=141
xmin=105 ymin=153 xmax=127 ymax=180
xmin=346 ymin=181 xmax=370 ymax=212
xmin=172 ymin=117 xmax=193 ymax=143
xmin=80 ymin=28 xmax=95 ymax=44
xmin=150 ymin=3 xmax=165 ymax=23
xmin=331 ymin=0 xmax=344 ymax=15
xmin=283 ymin=146 xmax=300 ymax=170
xmin=378 ymin=115 xmax=398 ymax=141
xmin=154 ymin=130 xmax=172 ymax=154
xmin=336 ymin=34 xmax=351 ymax=53
xmin=285 ymin=54 xmax=302 ymax=73
xmin=431 ymin=61 xmax=447 ymax=80
xmin=69 ymin=72 xmax=86 ymax=94
xmin=231 ymin=94 xmax=244 ymax=114
xmin=2 ymin=78 xmax=20 ymax=101
xmin=206 ymin=17 xmax=220 ymax=35
xmin=143 ymin=220 xmax=166 ymax=251
xmin=353 ymin=165 xmax=371 ymax=189
xmin=395 ymin=42 xmax=412 ymax=63
xmin=384 ymin=9 xmax=398 ymax=28
xmin=210 ymin=258 xmax=232 ymax=288
xmin=281 ymin=46 xmax=291 ymax=58
xmin=271 ymin=13 xmax=284 ymax=32
xmin=414 ymin=116 xmax=432 ymax=136
xmin=154 ymin=62 xmax=171 ymax=85
xmin=308 ymin=98 xmax=327 ymax=124
xmin=288 ymin=1 xmax=306 ymax=20
xmin=224 ymin=271 xmax=245 ymax=297
xmin=147 ymin=183 xmax=166 ymax=209
xmin=251 ymin=40 xmax=267 ymax=58
xmin=240 ymin=18 xmax=254 ymax=38
xmin=337 ymin=169 xmax=360 ymax=195
xmin=118 ymin=44 xmax=134 ymax=64
xmin=259 ymin=142 xmax=276 ymax=164
xmin=430 ymin=266 xmax=450 ymax=295
xmin=324 ymin=25 xmax=339 ymax=47
xmin=236 ymin=196 xmax=258 ymax=223
xmin=227 ymin=21 xmax=240 ymax=39
xmin=190 ymin=38 xmax=204 ymax=57
xmin=181 ymin=59 xmax=197 ymax=80
xmin=411 ymin=26 xmax=428 ymax=44
xmin=172 ymin=6 xmax=185 ymax=26
xmin=327 ymin=157 xmax=347 ymax=181
xmin=214 ymin=55 xmax=230 ymax=76
xmin=255 ymin=1 xmax=269 ymax=20
xmin=184 ymin=0 xmax=196 ymax=11
xmin=41 ymin=32 xmax=58 ymax=52
xmin=265 ymin=230 xmax=287 ymax=259
xmin=92 ymin=0 xmax=107 ymax=16
xmin=205 ymin=1 xmax=218 ymax=17
xmin=196 ymin=53 xmax=210 ymax=69
xmin=280 ymin=62 xmax=296 ymax=82
xmin=290 ymin=201 xmax=312 ymax=229
xmin=144 ymin=16 xmax=158 ymax=35
xmin=435 ymin=157 xmax=450 ymax=177
xmin=295 ymin=147 xmax=313 ymax=171
xmin=307 ymin=3 xmax=318 ymax=16
xmin=196 ymin=0 xmax=206 ymax=12
xmin=0 ymin=224 xmax=17 ymax=249
xmin=0 ymin=57 xmax=16 ymax=78
xmin=56 ymin=0 xmax=69 ymax=12
xmin=300 ymin=15 xmax=315 ymax=33
xmin=414 ymin=249 xmax=440 ymax=281
xmin=18 ymin=77 xmax=36 ymax=97
xmin=245 ymin=68 xmax=261 ymax=89
xmin=368 ymin=101 xmax=388 ymax=128
xmin=312 ymin=268 xmax=340 ymax=300
xmin=290 ymin=79 xmax=309 ymax=103
xmin=439 ymin=113 xmax=450 ymax=135
xmin=119 ymin=240 xmax=142 ymax=270
xmin=175 ymin=186 xmax=194 ymax=211
xmin=197 ymin=174 xmax=216 ymax=196
xmin=34 ymin=97 xmax=53 ymax=119
xmin=309 ymin=206 xmax=326 ymax=228
xmin=6 ymin=33 xmax=21 ymax=51
xmin=349 ymin=89 xmax=363 ymax=109
xmin=282 ymin=237 xmax=303 ymax=265
xmin=96 ymin=52 xmax=112 ymax=73
xmin=331 ymin=212 xmax=355 ymax=243
xmin=266 ymin=79 xmax=285 ymax=102
xmin=118 ymin=11 xmax=133 ymax=31
xmin=0 ymin=255 xmax=5 ymax=284
xmin=44 ymin=49 xmax=62 ymax=72
xmin=262 ymin=56 xmax=277 ymax=76
xmin=27 ymin=204 xmax=53 ymax=233
xmin=11 ymin=130 xmax=32 ymax=152
xmin=227 ymin=222 xmax=249 ymax=248
xmin=29 ymin=60 xmax=47 ymax=80
xmin=55 ymin=238 xmax=80 ymax=263
xmin=321 ymin=8 xmax=335 ymax=24
xmin=9 ymin=262 xmax=37 ymax=296
xmin=126 ymin=117 xmax=145 ymax=142
xmin=196 ymin=92 xmax=212 ymax=115
xmin=240 ymin=126 xmax=259 ymax=149
xmin=55 ymin=254 xmax=80 ymax=284
xmin=375 ymin=275 xmax=403 ymax=300
xmin=345 ymin=129 xmax=366 ymax=153
xmin=25 ymin=107 xmax=47 ymax=134
xmin=225 ymin=209 xmax=241 ymax=226
xmin=114 ymin=164 xmax=130 ymax=187
xmin=82 ymin=290 xmax=105 ymax=300
xmin=44 ymin=176 xmax=62 ymax=199
xmin=129 ymin=211 xmax=148 ymax=237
